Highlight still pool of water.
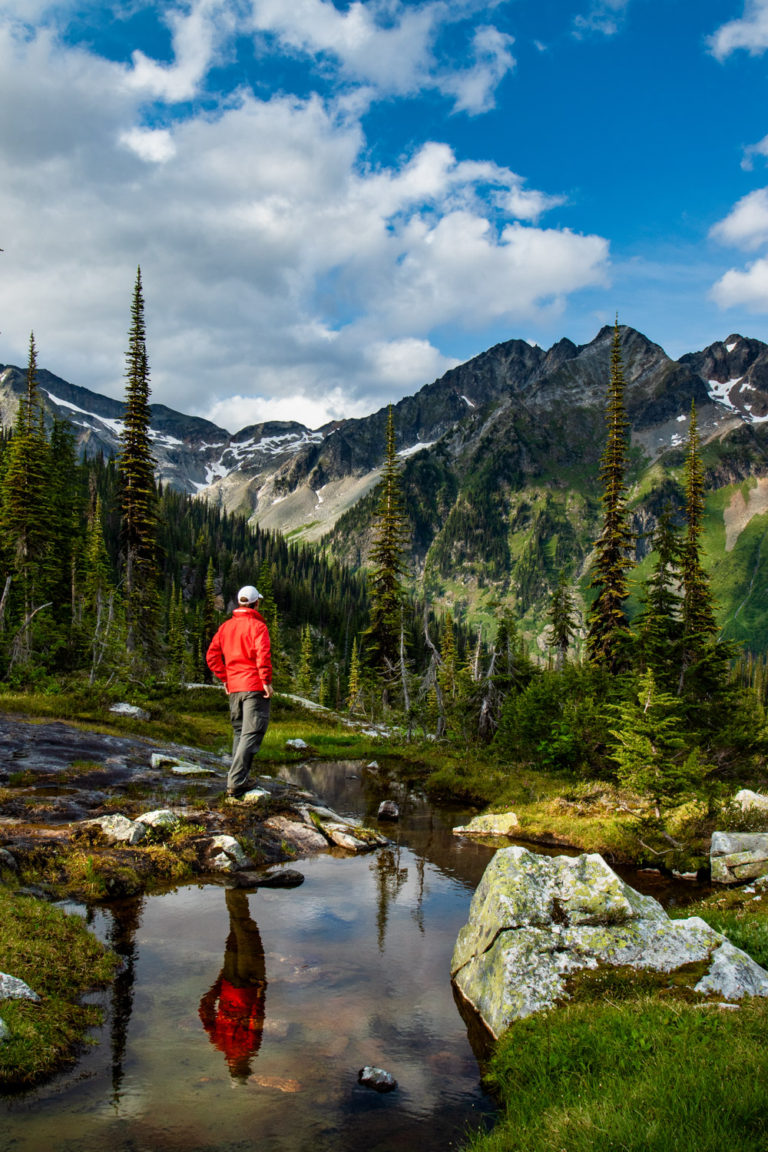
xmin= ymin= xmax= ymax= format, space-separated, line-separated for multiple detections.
xmin=1 ymin=763 xmax=500 ymax=1152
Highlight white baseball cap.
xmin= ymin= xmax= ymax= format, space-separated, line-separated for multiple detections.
xmin=237 ymin=585 xmax=261 ymax=604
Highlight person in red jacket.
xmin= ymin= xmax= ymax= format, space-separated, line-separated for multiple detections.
xmin=206 ymin=584 xmax=274 ymax=799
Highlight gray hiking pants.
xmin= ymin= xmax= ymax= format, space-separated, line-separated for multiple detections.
xmin=228 ymin=691 xmax=271 ymax=795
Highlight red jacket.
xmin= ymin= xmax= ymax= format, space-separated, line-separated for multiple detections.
xmin=206 ymin=608 xmax=272 ymax=693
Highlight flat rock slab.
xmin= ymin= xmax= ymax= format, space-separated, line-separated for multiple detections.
xmin=232 ymin=868 xmax=305 ymax=889
xmin=452 ymin=846 xmax=768 ymax=1039
xmin=453 ymin=812 xmax=519 ymax=837
xmin=711 ymin=831 xmax=768 ymax=884
xmin=263 ymin=816 xmax=329 ymax=854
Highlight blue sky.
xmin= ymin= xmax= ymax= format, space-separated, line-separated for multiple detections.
xmin=3 ymin=0 xmax=768 ymax=430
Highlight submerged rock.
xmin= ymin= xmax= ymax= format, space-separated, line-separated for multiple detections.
xmin=710 ymin=832 xmax=768 ymax=884
xmin=453 ymin=812 xmax=519 ymax=837
xmin=234 ymin=868 xmax=305 ymax=889
xmin=358 ymin=1066 xmax=397 ymax=1092
xmin=0 ymin=972 xmax=41 ymax=1003
xmin=377 ymin=800 xmax=400 ymax=821
xmin=451 ymin=847 xmax=768 ymax=1039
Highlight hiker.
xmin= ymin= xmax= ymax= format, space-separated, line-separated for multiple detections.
xmin=206 ymin=584 xmax=273 ymax=800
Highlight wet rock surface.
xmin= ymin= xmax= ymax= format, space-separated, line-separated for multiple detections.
xmin=451 ymin=846 xmax=768 ymax=1039
xmin=0 ymin=715 xmax=389 ymax=897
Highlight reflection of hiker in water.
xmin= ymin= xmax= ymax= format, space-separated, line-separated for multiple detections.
xmin=199 ymin=889 xmax=268 ymax=1081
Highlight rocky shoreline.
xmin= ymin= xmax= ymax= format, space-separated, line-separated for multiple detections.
xmin=0 ymin=714 xmax=389 ymax=901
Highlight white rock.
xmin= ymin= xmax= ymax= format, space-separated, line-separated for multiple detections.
xmin=109 ymin=703 xmax=150 ymax=721
xmin=732 ymin=789 xmax=768 ymax=814
xmin=150 ymin=753 xmax=179 ymax=769
xmin=138 ymin=809 xmax=180 ymax=828
xmin=170 ymin=763 xmax=214 ymax=776
xmin=285 ymin=738 xmax=308 ymax=750
xmin=453 ymin=812 xmax=519 ymax=837
xmin=264 ymin=815 xmax=329 ymax=853
xmin=207 ymin=834 xmax=252 ymax=871
xmin=84 ymin=814 xmax=147 ymax=845
xmin=0 ymin=973 xmax=41 ymax=1003
xmin=695 ymin=939 xmax=768 ymax=1000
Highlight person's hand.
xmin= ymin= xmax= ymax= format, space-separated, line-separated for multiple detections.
xmin=263 ymin=684 xmax=274 ymax=698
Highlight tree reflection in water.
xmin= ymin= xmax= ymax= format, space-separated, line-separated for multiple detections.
xmin=198 ymin=888 xmax=268 ymax=1082
xmin=106 ymin=895 xmax=144 ymax=1106
xmin=372 ymin=846 xmax=410 ymax=951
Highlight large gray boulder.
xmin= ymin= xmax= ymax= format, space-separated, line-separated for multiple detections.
xmin=451 ymin=847 xmax=768 ymax=1039
xmin=83 ymin=814 xmax=147 ymax=845
xmin=453 ymin=812 xmax=519 ymax=837
xmin=710 ymin=831 xmax=768 ymax=884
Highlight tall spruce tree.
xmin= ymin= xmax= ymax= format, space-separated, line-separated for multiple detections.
xmin=635 ymin=509 xmax=683 ymax=689
xmin=547 ymin=571 xmax=578 ymax=670
xmin=0 ymin=333 xmax=52 ymax=645
xmin=118 ymin=268 xmax=160 ymax=663
xmin=586 ymin=321 xmax=634 ymax=671
xmin=364 ymin=405 xmax=409 ymax=682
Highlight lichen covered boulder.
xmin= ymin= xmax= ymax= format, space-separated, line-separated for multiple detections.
xmin=83 ymin=814 xmax=147 ymax=845
xmin=710 ymin=832 xmax=768 ymax=885
xmin=453 ymin=812 xmax=519 ymax=837
xmin=451 ymin=846 xmax=768 ymax=1039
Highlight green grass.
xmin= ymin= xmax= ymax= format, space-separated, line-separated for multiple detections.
xmin=464 ymin=996 xmax=768 ymax=1152
xmin=0 ymin=888 xmax=117 ymax=1088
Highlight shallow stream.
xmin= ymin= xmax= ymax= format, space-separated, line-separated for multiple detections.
xmin=1 ymin=762 xmax=500 ymax=1152
xmin=0 ymin=759 xmax=703 ymax=1152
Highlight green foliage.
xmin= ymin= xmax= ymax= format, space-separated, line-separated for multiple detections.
xmin=608 ymin=668 xmax=708 ymax=814
xmin=586 ymin=322 xmax=634 ymax=670
xmin=118 ymin=267 xmax=160 ymax=664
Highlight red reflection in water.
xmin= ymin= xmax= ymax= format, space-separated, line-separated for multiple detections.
xmin=199 ymin=888 xmax=267 ymax=1081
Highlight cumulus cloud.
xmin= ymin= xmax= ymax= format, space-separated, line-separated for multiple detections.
xmin=248 ymin=0 xmax=514 ymax=113
xmin=709 ymin=0 xmax=768 ymax=60
xmin=126 ymin=0 xmax=235 ymax=102
xmin=0 ymin=7 xmax=610 ymax=428
xmin=711 ymin=257 xmax=768 ymax=311
xmin=710 ymin=188 xmax=768 ymax=250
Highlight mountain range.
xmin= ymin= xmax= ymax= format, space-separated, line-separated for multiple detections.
xmin=3 ymin=323 xmax=768 ymax=650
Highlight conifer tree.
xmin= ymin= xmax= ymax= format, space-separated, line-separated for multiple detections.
xmin=118 ymin=268 xmax=160 ymax=664
xmin=635 ymin=510 xmax=683 ymax=689
xmin=586 ymin=321 xmax=634 ymax=671
xmin=678 ymin=402 xmax=719 ymax=694
xmin=364 ymin=405 xmax=409 ymax=682
xmin=295 ymin=623 xmax=314 ymax=696
xmin=167 ymin=580 xmax=186 ymax=684
xmin=547 ymin=571 xmax=578 ymax=670
xmin=346 ymin=637 xmax=363 ymax=712
xmin=438 ymin=611 xmax=458 ymax=702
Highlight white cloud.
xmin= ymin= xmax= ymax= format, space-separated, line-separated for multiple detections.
xmin=710 ymin=188 xmax=768 ymax=250
xmin=709 ymin=0 xmax=768 ymax=61
xmin=119 ymin=126 xmax=176 ymax=163
xmin=126 ymin=0 xmax=234 ymax=102
xmin=248 ymin=0 xmax=514 ymax=113
xmin=711 ymin=256 xmax=768 ymax=311
xmin=0 ymin=9 xmax=610 ymax=427
xmin=437 ymin=25 xmax=515 ymax=115
xmin=573 ymin=0 xmax=630 ymax=38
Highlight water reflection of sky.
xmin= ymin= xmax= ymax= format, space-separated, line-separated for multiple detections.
xmin=1 ymin=764 xmax=497 ymax=1152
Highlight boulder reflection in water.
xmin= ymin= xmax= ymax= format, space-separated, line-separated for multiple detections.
xmin=198 ymin=888 xmax=268 ymax=1081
